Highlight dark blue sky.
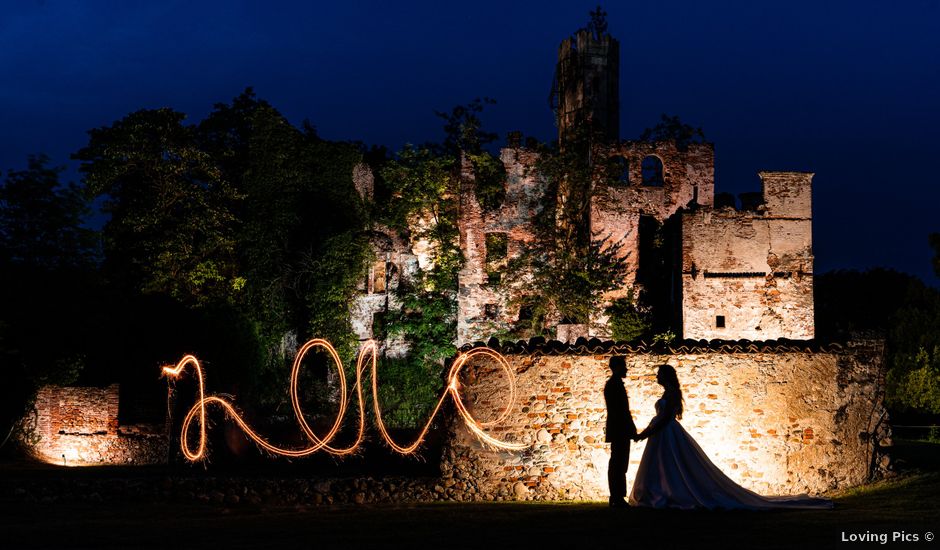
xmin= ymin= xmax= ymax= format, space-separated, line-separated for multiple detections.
xmin=2 ymin=0 xmax=938 ymax=283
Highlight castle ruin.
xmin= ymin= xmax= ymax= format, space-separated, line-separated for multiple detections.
xmin=24 ymin=13 xmax=887 ymax=499
xmin=351 ymin=11 xmax=814 ymax=348
xmin=350 ymin=11 xmax=886 ymax=500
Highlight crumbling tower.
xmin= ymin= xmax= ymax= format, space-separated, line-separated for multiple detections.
xmin=552 ymin=7 xmax=620 ymax=144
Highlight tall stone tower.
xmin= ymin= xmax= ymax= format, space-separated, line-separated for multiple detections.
xmin=553 ymin=7 xmax=620 ymax=144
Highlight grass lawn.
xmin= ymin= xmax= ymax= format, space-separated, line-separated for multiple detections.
xmin=1 ymin=441 xmax=937 ymax=550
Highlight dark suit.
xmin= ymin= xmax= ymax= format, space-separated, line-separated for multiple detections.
xmin=604 ymin=375 xmax=637 ymax=503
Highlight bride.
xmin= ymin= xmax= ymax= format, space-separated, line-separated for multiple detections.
xmin=629 ymin=364 xmax=833 ymax=510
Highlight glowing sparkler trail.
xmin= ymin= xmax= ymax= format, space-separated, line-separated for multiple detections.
xmin=162 ymin=339 xmax=527 ymax=461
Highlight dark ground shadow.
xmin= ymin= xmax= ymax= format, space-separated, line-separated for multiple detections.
xmin=0 ymin=440 xmax=937 ymax=550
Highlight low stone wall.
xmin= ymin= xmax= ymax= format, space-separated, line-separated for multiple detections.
xmin=440 ymin=340 xmax=890 ymax=501
xmin=29 ymin=384 xmax=167 ymax=465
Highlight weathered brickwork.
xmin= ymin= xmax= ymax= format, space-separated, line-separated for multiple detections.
xmin=555 ymin=25 xmax=620 ymax=142
xmin=30 ymin=385 xmax=166 ymax=465
xmin=457 ymin=149 xmax=546 ymax=344
xmin=352 ymin=161 xmax=374 ymax=202
xmin=682 ymin=172 xmax=814 ymax=340
xmin=590 ymin=141 xmax=714 ymax=308
xmin=350 ymin=225 xmax=420 ymax=357
xmin=440 ymin=341 xmax=889 ymax=501
xmin=349 ymin=17 xmax=816 ymax=346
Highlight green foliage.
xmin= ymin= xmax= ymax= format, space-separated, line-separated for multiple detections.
xmin=0 ymin=155 xmax=98 ymax=269
xmin=887 ymin=346 xmax=940 ymax=414
xmin=373 ymin=355 xmax=444 ymax=429
xmin=548 ymin=236 xmax=629 ymax=324
xmin=652 ymin=330 xmax=678 ymax=345
xmin=434 ymin=99 xmax=505 ymax=212
xmin=299 ymin=232 xmax=371 ymax=364
xmin=434 ymin=98 xmax=497 ymax=156
xmin=468 ymin=152 xmax=506 ymax=212
xmin=68 ymin=90 xmax=371 ymax=413
xmin=382 ymin=146 xmax=457 ymax=235
xmin=204 ymin=91 xmax=367 ymax=368
xmin=391 ymin=279 xmax=458 ymax=364
xmin=639 ymin=114 xmax=707 ymax=151
xmin=485 ymin=232 xmax=508 ymax=285
xmin=381 ymin=146 xmax=460 ymax=365
xmin=605 ymin=293 xmax=651 ymax=342
xmin=817 ymin=268 xmax=940 ymax=415
xmin=74 ymin=108 xmax=242 ymax=306
xmin=500 ymin=129 xmax=630 ymax=334
xmin=374 ymin=100 xmax=505 ymax=411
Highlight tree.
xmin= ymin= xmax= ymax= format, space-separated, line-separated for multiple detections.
xmin=639 ymin=114 xmax=706 ymax=151
xmin=197 ymin=90 xmax=369 ymax=406
xmin=0 ymin=155 xmax=97 ymax=448
xmin=369 ymin=101 xmax=507 ymax=429
xmin=605 ymin=292 xmax=651 ymax=342
xmin=74 ymin=108 xmax=242 ymax=307
xmin=816 ymin=268 xmax=940 ymax=415
xmin=434 ymin=99 xmax=505 ymax=212
xmin=499 ymin=129 xmax=631 ymax=336
xmin=381 ymin=145 xmax=460 ymax=365
xmin=380 ymin=100 xmax=505 ymax=364
xmin=0 ymin=155 xmax=97 ymax=269
xmin=930 ymin=232 xmax=940 ymax=278
xmin=434 ymin=97 xmax=497 ymax=157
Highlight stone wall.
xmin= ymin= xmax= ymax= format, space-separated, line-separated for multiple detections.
xmin=681 ymin=171 xmax=814 ymax=340
xmin=556 ymin=27 xmax=620 ymax=142
xmin=350 ymin=227 xmax=418 ymax=357
xmin=441 ymin=340 xmax=888 ymax=501
xmin=592 ymin=141 xmax=716 ymax=225
xmin=457 ymin=148 xmax=546 ymax=344
xmin=29 ymin=384 xmax=167 ymax=465
xmin=590 ymin=141 xmax=715 ymax=314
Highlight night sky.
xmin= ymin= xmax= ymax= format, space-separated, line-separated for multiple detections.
xmin=2 ymin=0 xmax=938 ymax=283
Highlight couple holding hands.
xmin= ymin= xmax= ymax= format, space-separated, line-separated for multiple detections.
xmin=603 ymin=356 xmax=832 ymax=510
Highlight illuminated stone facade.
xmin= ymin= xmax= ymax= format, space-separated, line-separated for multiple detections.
xmin=351 ymin=16 xmax=815 ymax=347
xmin=456 ymin=149 xmax=546 ymax=343
xmin=349 ymin=223 xmax=418 ymax=358
xmin=23 ymin=15 xmax=830 ymax=484
xmin=440 ymin=340 xmax=889 ymax=500
xmin=30 ymin=385 xmax=166 ymax=465
xmin=681 ymin=172 xmax=815 ymax=340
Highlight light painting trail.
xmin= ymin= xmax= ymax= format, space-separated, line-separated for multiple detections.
xmin=162 ymin=339 xmax=527 ymax=461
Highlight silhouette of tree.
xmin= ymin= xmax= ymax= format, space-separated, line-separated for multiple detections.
xmin=0 ymin=155 xmax=97 ymax=269
xmin=0 ymin=155 xmax=98 ymax=449
xmin=930 ymin=232 xmax=940 ymax=278
xmin=75 ymin=108 xmax=242 ymax=306
xmin=639 ymin=114 xmax=706 ymax=151
xmin=816 ymin=268 xmax=940 ymax=415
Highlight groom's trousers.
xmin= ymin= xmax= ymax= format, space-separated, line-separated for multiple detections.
xmin=608 ymin=439 xmax=630 ymax=502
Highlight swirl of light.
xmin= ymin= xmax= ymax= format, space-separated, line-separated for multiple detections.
xmin=163 ymin=338 xmax=527 ymax=462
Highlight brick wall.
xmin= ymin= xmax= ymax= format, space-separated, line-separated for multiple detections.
xmin=440 ymin=340 xmax=888 ymax=501
xmin=457 ymin=148 xmax=546 ymax=344
xmin=30 ymin=385 xmax=167 ymax=465
xmin=681 ymin=171 xmax=814 ymax=340
xmin=590 ymin=140 xmax=715 ymax=323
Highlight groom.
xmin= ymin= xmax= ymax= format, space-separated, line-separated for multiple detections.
xmin=604 ymin=355 xmax=637 ymax=508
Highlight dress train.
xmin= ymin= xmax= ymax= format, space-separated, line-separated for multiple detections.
xmin=629 ymin=399 xmax=833 ymax=510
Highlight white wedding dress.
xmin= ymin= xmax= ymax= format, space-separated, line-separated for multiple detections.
xmin=629 ymin=397 xmax=833 ymax=510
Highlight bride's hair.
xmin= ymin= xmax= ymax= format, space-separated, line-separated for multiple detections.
xmin=658 ymin=364 xmax=684 ymax=420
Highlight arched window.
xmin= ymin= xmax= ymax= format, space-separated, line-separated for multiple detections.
xmin=607 ymin=155 xmax=630 ymax=185
xmin=641 ymin=155 xmax=664 ymax=186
